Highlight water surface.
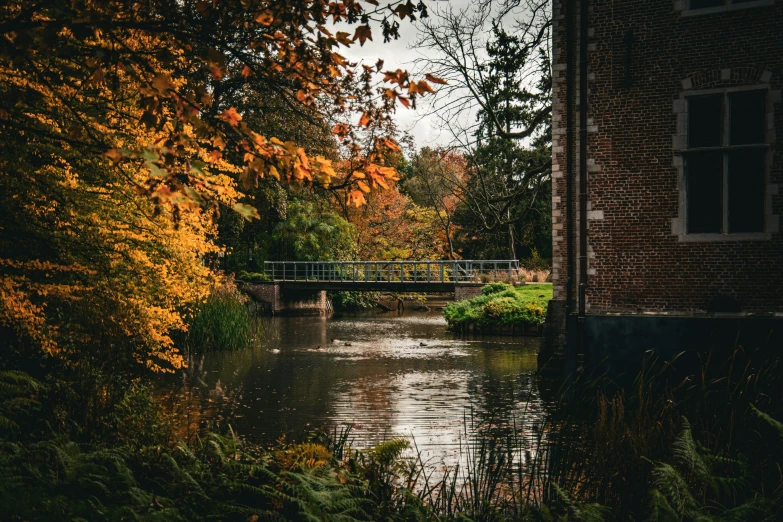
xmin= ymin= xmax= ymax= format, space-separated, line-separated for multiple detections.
xmin=162 ymin=301 xmax=554 ymax=467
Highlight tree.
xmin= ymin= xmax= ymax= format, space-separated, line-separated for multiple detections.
xmin=412 ymin=0 xmax=552 ymax=261
xmin=0 ymin=0 xmax=438 ymax=370
xmin=403 ymin=148 xmax=466 ymax=259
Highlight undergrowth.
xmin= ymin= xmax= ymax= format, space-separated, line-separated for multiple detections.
xmin=2 ymin=342 xmax=782 ymax=521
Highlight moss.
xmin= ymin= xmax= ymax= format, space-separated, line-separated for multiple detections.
xmin=443 ymin=283 xmax=552 ymax=332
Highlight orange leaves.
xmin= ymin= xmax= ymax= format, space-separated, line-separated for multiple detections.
xmin=353 ymin=25 xmax=372 ymax=46
xmin=383 ymin=69 xmax=409 ymax=86
xmin=255 ymin=11 xmax=274 ymax=25
xmin=241 ymin=65 xmax=253 ymax=78
xmin=332 ymin=123 xmax=350 ymax=140
xmin=336 ymin=31 xmax=353 ymax=46
xmin=348 ymin=190 xmax=367 ymax=207
xmin=358 ymin=112 xmax=372 ymax=127
xmin=425 ymin=73 xmax=448 ymax=85
xmin=382 ymin=138 xmax=401 ymax=152
xmin=219 ymin=107 xmax=242 ymax=126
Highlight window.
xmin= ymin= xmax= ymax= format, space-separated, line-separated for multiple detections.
xmin=683 ymin=0 xmax=774 ymax=14
xmin=684 ymin=89 xmax=767 ymax=234
xmin=691 ymin=0 xmax=760 ymax=7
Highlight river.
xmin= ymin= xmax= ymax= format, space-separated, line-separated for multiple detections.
xmin=162 ymin=299 xmax=555 ymax=468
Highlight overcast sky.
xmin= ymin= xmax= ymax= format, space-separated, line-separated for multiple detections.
xmin=338 ymin=0 xmax=476 ymax=149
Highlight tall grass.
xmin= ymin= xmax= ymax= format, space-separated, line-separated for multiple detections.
xmin=187 ymin=285 xmax=255 ymax=352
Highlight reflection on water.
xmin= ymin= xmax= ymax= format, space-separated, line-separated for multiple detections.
xmin=160 ymin=301 xmax=554 ymax=467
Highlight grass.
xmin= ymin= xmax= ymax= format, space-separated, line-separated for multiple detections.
xmin=443 ymin=283 xmax=553 ymax=333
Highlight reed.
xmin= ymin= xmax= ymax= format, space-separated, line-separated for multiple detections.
xmin=187 ymin=284 xmax=254 ymax=352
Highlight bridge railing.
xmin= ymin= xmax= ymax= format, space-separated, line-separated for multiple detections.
xmin=263 ymin=260 xmax=521 ymax=284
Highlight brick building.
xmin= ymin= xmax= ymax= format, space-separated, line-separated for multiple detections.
xmin=541 ymin=0 xmax=783 ymax=374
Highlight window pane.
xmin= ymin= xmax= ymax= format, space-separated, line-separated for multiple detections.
xmin=688 ymin=95 xmax=722 ymax=148
xmin=729 ymin=90 xmax=766 ymax=145
xmin=686 ymin=152 xmax=723 ymax=233
xmin=690 ymin=0 xmax=723 ymax=8
xmin=728 ymin=150 xmax=765 ymax=233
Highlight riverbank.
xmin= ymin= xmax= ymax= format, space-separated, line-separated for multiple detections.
xmin=4 ymin=342 xmax=782 ymax=521
xmin=443 ymin=283 xmax=553 ymax=335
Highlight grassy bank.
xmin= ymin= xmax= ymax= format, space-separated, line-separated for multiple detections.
xmin=443 ymin=283 xmax=552 ymax=334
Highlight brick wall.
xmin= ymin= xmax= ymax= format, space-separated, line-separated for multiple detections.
xmin=551 ymin=0 xmax=783 ymax=314
xmin=239 ymin=282 xmax=326 ymax=315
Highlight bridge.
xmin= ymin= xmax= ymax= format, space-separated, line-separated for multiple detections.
xmin=240 ymin=260 xmax=520 ymax=314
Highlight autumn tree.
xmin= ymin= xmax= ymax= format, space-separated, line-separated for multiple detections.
xmin=0 ymin=0 xmax=439 ymax=370
xmin=403 ymin=148 xmax=466 ymax=259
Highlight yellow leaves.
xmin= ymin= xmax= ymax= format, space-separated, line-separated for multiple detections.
xmin=219 ymin=107 xmax=242 ymax=126
xmin=348 ymin=190 xmax=366 ymax=207
xmin=105 ymin=148 xmax=125 ymax=164
xmin=357 ymin=180 xmax=370 ymax=193
xmin=151 ymin=74 xmax=174 ymax=92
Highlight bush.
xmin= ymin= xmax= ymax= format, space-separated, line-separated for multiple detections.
xmin=329 ymin=291 xmax=381 ymax=311
xmin=236 ymin=270 xmax=270 ymax=283
xmin=187 ymin=285 xmax=253 ymax=351
xmin=443 ymin=284 xmax=552 ymax=332
xmin=481 ymin=282 xmax=514 ymax=296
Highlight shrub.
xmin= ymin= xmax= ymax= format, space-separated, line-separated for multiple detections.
xmin=481 ymin=282 xmax=514 ymax=296
xmin=329 ymin=291 xmax=381 ymax=311
xmin=236 ymin=270 xmax=270 ymax=283
xmin=444 ymin=284 xmax=552 ymax=332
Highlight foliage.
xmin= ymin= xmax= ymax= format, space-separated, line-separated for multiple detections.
xmin=481 ymin=282 xmax=514 ymax=296
xmin=0 ymin=371 xmax=41 ymax=433
xmin=330 ymin=291 xmax=381 ymax=311
xmin=273 ymin=200 xmax=356 ymax=261
xmin=237 ymin=271 xmax=271 ymax=283
xmin=0 ymin=0 xmax=439 ymax=374
xmin=187 ymin=285 xmax=253 ymax=352
xmin=346 ymin=179 xmax=451 ymax=261
xmin=443 ymin=284 xmax=552 ymax=331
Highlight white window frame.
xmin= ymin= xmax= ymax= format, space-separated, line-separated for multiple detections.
xmin=672 ymin=84 xmax=778 ymax=242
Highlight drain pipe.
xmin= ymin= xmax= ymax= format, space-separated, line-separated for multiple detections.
xmin=565 ymin=0 xmax=575 ymax=319
xmin=578 ymin=0 xmax=589 ymax=359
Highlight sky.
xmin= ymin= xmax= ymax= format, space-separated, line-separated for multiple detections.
xmin=337 ymin=0 xmax=476 ymax=149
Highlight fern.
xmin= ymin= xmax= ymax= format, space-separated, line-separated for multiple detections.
xmin=645 ymin=419 xmax=763 ymax=522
